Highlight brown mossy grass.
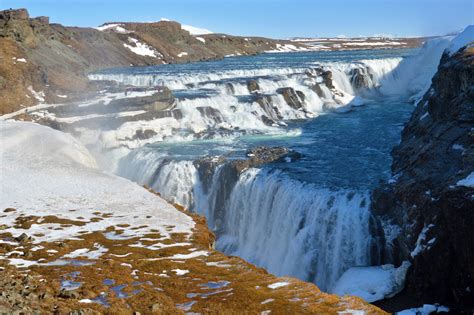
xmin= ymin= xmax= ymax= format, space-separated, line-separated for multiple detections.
xmin=0 ymin=199 xmax=386 ymax=314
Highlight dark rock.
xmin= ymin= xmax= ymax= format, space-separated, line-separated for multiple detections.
xmin=311 ymin=84 xmax=325 ymax=98
xmin=58 ymin=289 xmax=79 ymax=299
xmin=15 ymin=233 xmax=31 ymax=243
xmin=194 ymin=156 xmax=227 ymax=194
xmin=321 ymin=70 xmax=335 ymax=90
xmin=276 ymin=87 xmax=305 ymax=110
xmin=349 ymin=66 xmax=374 ymax=90
xmin=234 ymin=146 xmax=301 ymax=173
xmin=134 ymin=129 xmax=157 ymax=140
xmin=196 ymin=106 xmax=224 ymax=123
xmin=306 ymin=67 xmax=335 ymax=90
xmin=247 ymin=79 xmax=260 ymax=93
xmin=254 ymin=94 xmax=282 ymax=124
xmin=96 ymin=87 xmax=175 ymax=113
xmin=371 ymin=49 xmax=474 ymax=307
xmin=225 ymin=82 xmax=235 ymax=94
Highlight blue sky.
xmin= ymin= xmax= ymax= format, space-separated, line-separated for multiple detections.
xmin=1 ymin=0 xmax=472 ymax=38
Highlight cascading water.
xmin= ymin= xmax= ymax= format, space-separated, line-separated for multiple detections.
xmin=118 ymin=151 xmax=376 ymax=291
xmin=90 ymin=43 xmax=452 ymax=293
xmin=212 ymin=169 xmax=374 ymax=291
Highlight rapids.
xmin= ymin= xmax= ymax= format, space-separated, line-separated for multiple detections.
xmin=89 ymin=39 xmax=450 ymax=291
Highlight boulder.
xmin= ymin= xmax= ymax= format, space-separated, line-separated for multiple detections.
xmin=254 ymin=94 xmax=282 ymax=124
xmin=311 ymin=84 xmax=325 ymax=98
xmin=349 ymin=67 xmax=374 ymax=90
xmin=276 ymin=87 xmax=305 ymax=110
xmin=247 ymin=79 xmax=260 ymax=93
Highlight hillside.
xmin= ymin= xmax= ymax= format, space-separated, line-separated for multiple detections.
xmin=0 ymin=8 xmax=426 ymax=116
xmin=0 ymin=8 xmax=303 ymax=115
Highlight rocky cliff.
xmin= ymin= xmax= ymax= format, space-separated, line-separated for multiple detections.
xmin=0 ymin=8 xmax=426 ymax=116
xmin=371 ymin=45 xmax=473 ymax=310
xmin=0 ymin=8 xmax=304 ymax=115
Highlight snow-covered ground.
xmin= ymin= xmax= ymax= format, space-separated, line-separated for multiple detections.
xmin=123 ymin=37 xmax=163 ymax=58
xmin=181 ymin=24 xmax=213 ymax=35
xmin=0 ymin=121 xmax=194 ymax=250
xmin=0 ymin=120 xmax=379 ymax=314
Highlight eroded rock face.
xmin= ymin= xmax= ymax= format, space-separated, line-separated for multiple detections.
xmin=247 ymin=79 xmax=260 ymax=93
xmin=371 ymin=48 xmax=474 ymax=307
xmin=254 ymin=94 xmax=282 ymax=125
xmin=349 ymin=67 xmax=374 ymax=90
xmin=306 ymin=67 xmax=335 ymax=90
xmin=276 ymin=87 xmax=305 ymax=110
xmin=0 ymin=8 xmax=29 ymax=21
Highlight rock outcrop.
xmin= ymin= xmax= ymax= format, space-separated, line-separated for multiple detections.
xmin=276 ymin=87 xmax=305 ymax=110
xmin=0 ymin=8 xmax=309 ymax=115
xmin=247 ymin=79 xmax=260 ymax=93
xmin=371 ymin=46 xmax=474 ymax=309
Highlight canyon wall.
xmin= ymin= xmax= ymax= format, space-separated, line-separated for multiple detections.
xmin=372 ymin=45 xmax=474 ymax=307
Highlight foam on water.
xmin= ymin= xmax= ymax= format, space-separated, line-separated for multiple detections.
xmin=102 ymin=43 xmax=450 ymax=291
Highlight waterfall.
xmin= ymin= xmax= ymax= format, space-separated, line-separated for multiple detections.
xmin=86 ymin=43 xmax=453 ymax=293
xmin=117 ymin=152 xmax=376 ymax=291
xmin=217 ymin=168 xmax=373 ymax=291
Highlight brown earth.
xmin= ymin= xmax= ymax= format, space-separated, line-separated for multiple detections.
xmin=0 ymin=189 xmax=387 ymax=314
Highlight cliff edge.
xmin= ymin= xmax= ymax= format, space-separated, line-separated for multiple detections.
xmin=372 ymin=29 xmax=473 ymax=310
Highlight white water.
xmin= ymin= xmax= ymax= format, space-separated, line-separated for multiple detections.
xmin=89 ymin=42 xmax=452 ymax=292
xmin=117 ymin=151 xmax=373 ymax=291
xmin=86 ymin=57 xmax=410 ymax=152
xmin=218 ymin=168 xmax=372 ymax=291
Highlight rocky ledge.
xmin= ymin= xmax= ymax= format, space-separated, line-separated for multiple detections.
xmin=371 ymin=46 xmax=473 ymax=311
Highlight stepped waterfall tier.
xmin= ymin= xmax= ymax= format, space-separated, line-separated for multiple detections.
xmin=1 ymin=4 xmax=472 ymax=313
xmin=84 ymin=40 xmax=450 ymax=292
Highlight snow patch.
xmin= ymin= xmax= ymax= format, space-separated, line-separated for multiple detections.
xmin=397 ymin=304 xmax=449 ymax=315
xmin=27 ymin=86 xmax=45 ymax=103
xmin=96 ymin=23 xmax=131 ymax=34
xmin=267 ymin=281 xmax=289 ymax=289
xmin=123 ymin=38 xmax=162 ymax=58
xmin=331 ymin=261 xmax=411 ymax=303
xmin=456 ymin=172 xmax=474 ymax=187
xmin=172 ymin=269 xmax=189 ymax=275
xmin=0 ymin=121 xmax=194 ymax=245
xmin=181 ymin=24 xmax=213 ymax=35
xmin=411 ymin=224 xmax=435 ymax=257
